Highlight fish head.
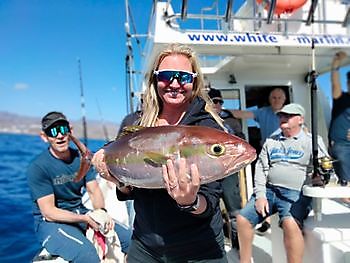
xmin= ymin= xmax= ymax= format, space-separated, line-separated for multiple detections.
xmin=179 ymin=126 xmax=256 ymax=182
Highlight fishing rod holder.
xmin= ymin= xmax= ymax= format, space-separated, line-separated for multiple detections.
xmin=312 ymin=157 xmax=336 ymax=186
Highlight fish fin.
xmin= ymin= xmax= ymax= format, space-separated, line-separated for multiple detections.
xmin=116 ymin=125 xmax=145 ymax=139
xmin=69 ymin=134 xmax=92 ymax=182
xmin=143 ymin=151 xmax=168 ymax=167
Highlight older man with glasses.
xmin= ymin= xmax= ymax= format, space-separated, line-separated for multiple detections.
xmin=236 ymin=103 xmax=330 ymax=263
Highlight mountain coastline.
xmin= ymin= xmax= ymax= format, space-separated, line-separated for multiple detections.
xmin=0 ymin=111 xmax=119 ymax=140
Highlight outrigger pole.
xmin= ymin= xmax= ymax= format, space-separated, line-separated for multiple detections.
xmin=77 ymin=58 xmax=88 ymax=147
xmin=307 ymin=0 xmax=321 ymax=185
xmin=125 ymin=0 xmax=134 ymax=113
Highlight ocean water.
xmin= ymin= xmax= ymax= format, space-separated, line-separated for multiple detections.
xmin=0 ymin=133 xmax=106 ymax=263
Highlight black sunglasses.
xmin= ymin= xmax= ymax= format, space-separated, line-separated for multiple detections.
xmin=45 ymin=124 xmax=70 ymax=137
xmin=154 ymin=70 xmax=197 ymax=86
xmin=212 ymin=99 xmax=224 ymax=105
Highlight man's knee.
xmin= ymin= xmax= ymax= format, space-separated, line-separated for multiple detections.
xmin=237 ymin=214 xmax=252 ymax=228
xmin=281 ymin=217 xmax=302 ymax=235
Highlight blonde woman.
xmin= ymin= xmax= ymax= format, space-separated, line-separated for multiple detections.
xmin=93 ymin=44 xmax=228 ymax=262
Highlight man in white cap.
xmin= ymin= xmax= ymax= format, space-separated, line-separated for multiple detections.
xmin=236 ymin=103 xmax=329 ymax=263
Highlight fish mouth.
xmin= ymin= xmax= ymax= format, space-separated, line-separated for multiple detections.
xmin=223 ymin=147 xmax=257 ymax=174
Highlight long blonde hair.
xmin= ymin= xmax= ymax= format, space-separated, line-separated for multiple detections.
xmin=139 ymin=43 xmax=224 ymax=128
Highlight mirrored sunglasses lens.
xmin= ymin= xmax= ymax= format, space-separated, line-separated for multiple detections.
xmin=46 ymin=125 xmax=69 ymax=137
xmin=157 ymin=71 xmax=173 ymax=84
xmin=59 ymin=125 xmax=69 ymax=135
xmin=179 ymin=72 xmax=193 ymax=84
xmin=49 ymin=127 xmax=58 ymax=137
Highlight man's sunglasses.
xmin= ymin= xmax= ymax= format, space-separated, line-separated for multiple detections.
xmin=212 ymin=99 xmax=224 ymax=105
xmin=154 ymin=70 xmax=197 ymax=86
xmin=45 ymin=124 xmax=70 ymax=137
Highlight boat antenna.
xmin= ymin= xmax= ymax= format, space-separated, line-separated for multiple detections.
xmin=77 ymin=58 xmax=88 ymax=147
xmin=307 ymin=0 xmax=322 ymax=185
xmin=95 ymin=98 xmax=110 ymax=142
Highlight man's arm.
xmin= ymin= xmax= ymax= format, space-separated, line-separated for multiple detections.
xmin=86 ymin=179 xmax=105 ymax=210
xmin=253 ymin=143 xmax=269 ymax=199
xmin=231 ymin=109 xmax=254 ymax=119
xmin=37 ymin=194 xmax=99 ymax=229
xmin=331 ymin=51 xmax=347 ymax=99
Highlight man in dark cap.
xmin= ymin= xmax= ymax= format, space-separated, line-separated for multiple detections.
xmin=329 ymin=51 xmax=350 ymax=187
xmin=208 ymin=88 xmax=245 ymax=139
xmin=27 ymin=111 xmax=131 ymax=262
xmin=208 ymin=88 xmax=245 ymax=250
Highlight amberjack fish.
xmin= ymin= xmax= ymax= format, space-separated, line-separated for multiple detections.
xmin=70 ymin=125 xmax=256 ymax=188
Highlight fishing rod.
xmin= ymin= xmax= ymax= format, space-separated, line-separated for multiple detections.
xmin=125 ymin=0 xmax=134 ymax=113
xmin=307 ymin=0 xmax=332 ymax=186
xmin=308 ymin=0 xmax=320 ymax=185
xmin=77 ymin=58 xmax=88 ymax=147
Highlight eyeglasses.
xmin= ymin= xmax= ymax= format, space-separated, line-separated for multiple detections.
xmin=154 ymin=70 xmax=197 ymax=86
xmin=45 ymin=124 xmax=70 ymax=137
xmin=212 ymin=99 xmax=223 ymax=105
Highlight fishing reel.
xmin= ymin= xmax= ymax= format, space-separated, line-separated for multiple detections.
xmin=313 ymin=157 xmax=336 ymax=186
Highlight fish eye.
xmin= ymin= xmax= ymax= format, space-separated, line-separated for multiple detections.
xmin=210 ymin=144 xmax=225 ymax=156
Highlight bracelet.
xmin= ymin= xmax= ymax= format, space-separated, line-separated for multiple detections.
xmin=100 ymin=208 xmax=107 ymax=212
xmin=177 ymin=195 xmax=200 ymax=212
xmin=331 ymin=67 xmax=340 ymax=71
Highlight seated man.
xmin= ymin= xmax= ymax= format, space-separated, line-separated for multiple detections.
xmin=236 ymin=103 xmax=329 ymax=263
xmin=27 ymin=111 xmax=132 ymax=262
xmin=208 ymin=88 xmax=244 ymax=249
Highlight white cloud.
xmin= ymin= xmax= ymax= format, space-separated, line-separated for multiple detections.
xmin=14 ymin=83 xmax=29 ymax=90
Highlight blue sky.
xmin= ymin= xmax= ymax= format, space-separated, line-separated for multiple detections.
xmin=0 ymin=0 xmax=349 ymax=124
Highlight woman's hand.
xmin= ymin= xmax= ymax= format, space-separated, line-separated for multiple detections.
xmin=92 ymin=149 xmax=120 ymax=186
xmin=92 ymin=149 xmax=133 ymax=194
xmin=162 ymin=158 xmax=200 ymax=206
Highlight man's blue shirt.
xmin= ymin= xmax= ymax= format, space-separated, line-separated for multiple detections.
xmin=27 ymin=147 xmax=96 ymax=218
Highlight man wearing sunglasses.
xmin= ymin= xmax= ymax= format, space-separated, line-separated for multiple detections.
xmin=208 ymin=88 xmax=244 ymax=251
xmin=27 ymin=111 xmax=131 ymax=262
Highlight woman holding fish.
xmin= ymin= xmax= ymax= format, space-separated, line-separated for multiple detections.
xmin=93 ymin=43 xmax=255 ymax=262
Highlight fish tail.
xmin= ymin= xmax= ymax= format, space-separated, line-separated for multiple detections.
xmin=69 ymin=134 xmax=92 ymax=182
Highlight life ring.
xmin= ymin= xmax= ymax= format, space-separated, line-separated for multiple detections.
xmin=257 ymin=0 xmax=307 ymax=15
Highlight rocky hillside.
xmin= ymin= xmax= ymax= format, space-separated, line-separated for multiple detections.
xmin=0 ymin=111 xmax=119 ymax=140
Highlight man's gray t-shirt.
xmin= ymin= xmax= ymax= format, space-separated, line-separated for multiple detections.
xmin=254 ymin=130 xmax=328 ymax=199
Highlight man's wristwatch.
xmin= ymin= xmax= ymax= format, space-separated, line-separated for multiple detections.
xmin=177 ymin=195 xmax=200 ymax=212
